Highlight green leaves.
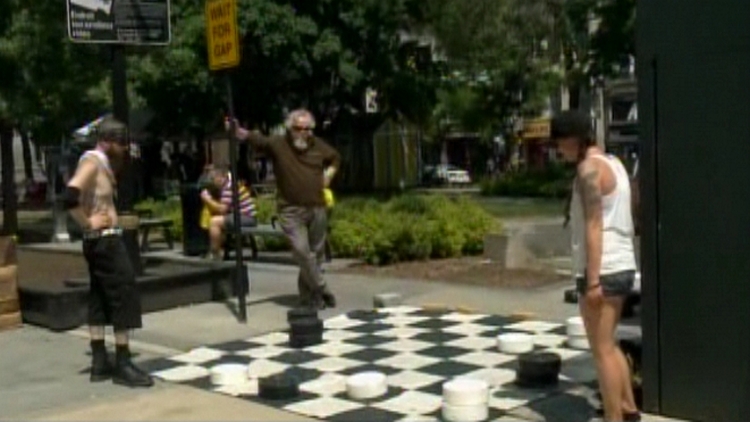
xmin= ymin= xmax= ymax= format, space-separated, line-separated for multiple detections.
xmin=0 ymin=0 xmax=110 ymax=141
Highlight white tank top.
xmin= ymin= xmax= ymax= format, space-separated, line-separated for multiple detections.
xmin=570 ymin=153 xmax=637 ymax=277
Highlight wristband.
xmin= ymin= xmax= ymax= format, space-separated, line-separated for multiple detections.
xmin=587 ymin=283 xmax=601 ymax=290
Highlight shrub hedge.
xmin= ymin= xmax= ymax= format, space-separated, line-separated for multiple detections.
xmin=135 ymin=193 xmax=498 ymax=266
xmin=480 ymin=163 xmax=574 ymax=199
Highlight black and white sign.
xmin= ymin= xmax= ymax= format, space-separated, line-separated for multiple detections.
xmin=67 ymin=0 xmax=171 ymax=45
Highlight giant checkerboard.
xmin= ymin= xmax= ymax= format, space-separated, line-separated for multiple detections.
xmin=144 ymin=306 xmax=598 ymax=421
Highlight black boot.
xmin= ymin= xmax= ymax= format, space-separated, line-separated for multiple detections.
xmin=113 ymin=345 xmax=154 ymax=388
xmin=90 ymin=340 xmax=112 ymax=382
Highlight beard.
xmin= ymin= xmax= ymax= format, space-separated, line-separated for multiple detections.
xmin=292 ymin=136 xmax=309 ymax=151
xmin=104 ymin=148 xmax=126 ymax=174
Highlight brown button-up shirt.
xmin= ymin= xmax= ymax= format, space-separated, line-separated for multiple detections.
xmin=246 ymin=132 xmax=341 ymax=207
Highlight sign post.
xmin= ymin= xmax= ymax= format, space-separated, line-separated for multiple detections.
xmin=205 ymin=0 xmax=247 ymax=322
xmin=66 ymin=0 xmax=172 ymax=276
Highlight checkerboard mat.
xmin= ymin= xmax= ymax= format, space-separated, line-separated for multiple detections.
xmin=143 ymin=307 xmax=597 ymax=421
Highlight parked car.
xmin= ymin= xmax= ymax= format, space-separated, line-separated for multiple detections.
xmin=422 ymin=164 xmax=472 ymax=186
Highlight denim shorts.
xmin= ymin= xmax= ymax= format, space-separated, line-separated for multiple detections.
xmin=575 ymin=270 xmax=635 ymax=297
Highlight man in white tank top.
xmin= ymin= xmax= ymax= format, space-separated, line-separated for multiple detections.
xmin=551 ymin=110 xmax=639 ymax=422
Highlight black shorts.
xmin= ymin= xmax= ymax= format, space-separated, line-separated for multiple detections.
xmin=83 ymin=236 xmax=142 ymax=330
xmin=576 ymin=270 xmax=636 ymax=297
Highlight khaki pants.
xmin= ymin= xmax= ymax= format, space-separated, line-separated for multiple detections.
xmin=278 ymin=205 xmax=328 ymax=301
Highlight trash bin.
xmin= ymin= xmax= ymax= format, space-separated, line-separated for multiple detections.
xmin=180 ymin=183 xmax=209 ymax=257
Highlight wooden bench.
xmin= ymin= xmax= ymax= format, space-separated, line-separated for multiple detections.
xmin=224 ymin=217 xmax=286 ymax=260
xmin=137 ymin=210 xmax=175 ymax=252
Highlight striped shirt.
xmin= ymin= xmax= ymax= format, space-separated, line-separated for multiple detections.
xmin=220 ymin=179 xmax=256 ymax=218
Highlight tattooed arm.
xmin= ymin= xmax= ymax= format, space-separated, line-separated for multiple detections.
xmin=577 ymin=159 xmax=604 ymax=288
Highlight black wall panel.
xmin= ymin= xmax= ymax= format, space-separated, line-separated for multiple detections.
xmin=637 ymin=1 xmax=750 ymax=421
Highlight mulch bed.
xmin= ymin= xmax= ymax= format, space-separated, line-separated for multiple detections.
xmin=333 ymin=256 xmax=568 ymax=289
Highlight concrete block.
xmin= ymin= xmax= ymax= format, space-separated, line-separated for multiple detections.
xmin=373 ymin=293 xmax=402 ymax=308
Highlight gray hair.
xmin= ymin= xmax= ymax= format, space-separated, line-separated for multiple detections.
xmin=284 ymin=109 xmax=316 ymax=130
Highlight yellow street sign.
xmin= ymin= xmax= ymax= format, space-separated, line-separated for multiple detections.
xmin=205 ymin=0 xmax=240 ymax=70
xmin=521 ymin=118 xmax=550 ymax=140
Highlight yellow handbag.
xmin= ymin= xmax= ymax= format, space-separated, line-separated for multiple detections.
xmin=324 ymin=188 xmax=335 ymax=209
xmin=199 ymin=205 xmax=211 ymax=230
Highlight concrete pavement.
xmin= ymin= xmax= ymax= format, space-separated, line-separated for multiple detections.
xmin=2 ymin=259 xmax=680 ymax=422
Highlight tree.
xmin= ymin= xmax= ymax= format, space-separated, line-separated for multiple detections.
xmin=129 ymin=0 xmax=437 ymax=137
xmin=588 ymin=0 xmax=636 ymax=78
xmin=0 ymin=0 xmax=110 ymax=143
xmin=422 ymin=0 xmax=564 ymax=137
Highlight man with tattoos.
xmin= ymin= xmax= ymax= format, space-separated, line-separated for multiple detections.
xmin=551 ymin=110 xmax=639 ymax=422
xmin=65 ymin=116 xmax=154 ymax=388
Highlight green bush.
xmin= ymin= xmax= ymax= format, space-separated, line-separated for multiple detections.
xmin=480 ymin=163 xmax=574 ymax=199
xmin=136 ymin=192 xmax=498 ymax=265
xmin=330 ymin=194 xmax=498 ymax=265
xmin=134 ymin=197 xmax=183 ymax=241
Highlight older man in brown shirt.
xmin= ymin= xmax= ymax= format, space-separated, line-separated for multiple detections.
xmin=230 ymin=109 xmax=340 ymax=309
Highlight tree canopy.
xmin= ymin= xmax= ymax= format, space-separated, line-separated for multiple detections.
xmin=0 ymin=0 xmax=636 ymax=143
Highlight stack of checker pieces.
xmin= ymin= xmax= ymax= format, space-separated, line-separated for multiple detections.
xmin=146 ymin=306 xmax=596 ymax=421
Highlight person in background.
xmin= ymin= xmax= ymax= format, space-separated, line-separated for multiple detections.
xmin=551 ymin=110 xmax=640 ymax=422
xmin=200 ymin=166 xmax=257 ymax=260
xmin=228 ymin=109 xmax=340 ymax=310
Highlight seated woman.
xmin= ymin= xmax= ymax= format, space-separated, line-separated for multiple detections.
xmin=200 ymin=167 xmax=258 ymax=260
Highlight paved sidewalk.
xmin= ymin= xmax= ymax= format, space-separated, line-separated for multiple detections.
xmin=2 ymin=261 xmax=681 ymax=422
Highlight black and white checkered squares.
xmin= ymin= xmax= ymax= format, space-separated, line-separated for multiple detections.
xmin=144 ymin=306 xmax=597 ymax=421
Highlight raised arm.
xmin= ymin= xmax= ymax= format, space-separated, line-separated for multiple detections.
xmin=226 ymin=119 xmax=271 ymax=150
xmin=577 ymin=158 xmax=604 ymax=288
